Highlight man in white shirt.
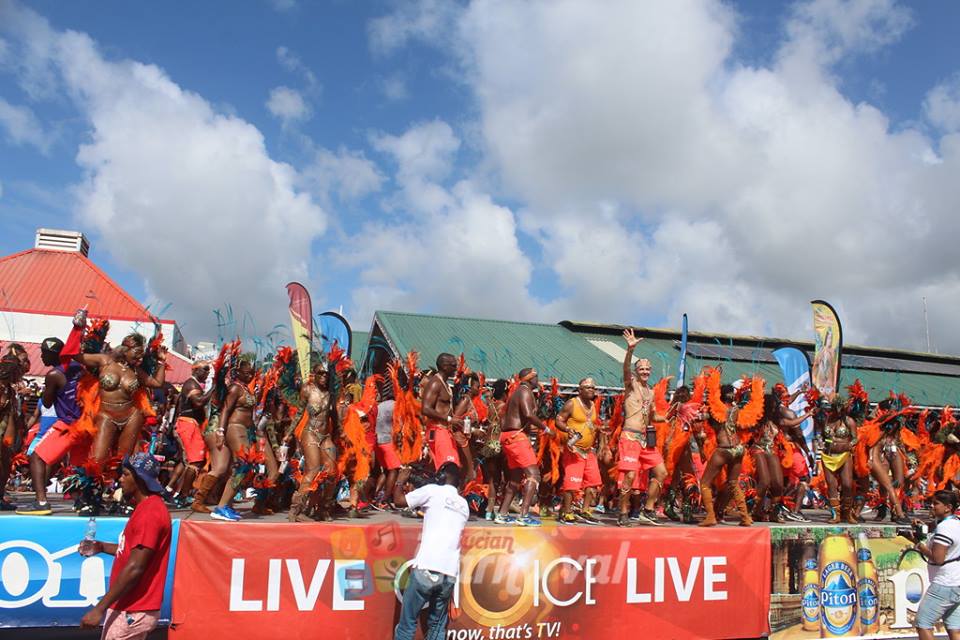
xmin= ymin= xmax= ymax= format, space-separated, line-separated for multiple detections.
xmin=914 ymin=489 xmax=960 ymax=640
xmin=393 ymin=462 xmax=468 ymax=640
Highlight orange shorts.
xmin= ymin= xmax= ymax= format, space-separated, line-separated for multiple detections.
xmin=561 ymin=449 xmax=602 ymax=491
xmin=176 ymin=417 xmax=207 ymax=464
xmin=427 ymin=425 xmax=460 ymax=470
xmin=500 ymin=431 xmax=538 ymax=470
xmin=618 ymin=434 xmax=664 ymax=472
xmin=34 ymin=421 xmax=89 ymax=466
xmin=375 ymin=442 xmax=401 ymax=471
xmin=785 ymin=449 xmax=810 ymax=483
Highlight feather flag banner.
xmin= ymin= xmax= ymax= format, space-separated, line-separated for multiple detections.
xmin=676 ymin=313 xmax=688 ymax=390
xmin=317 ymin=311 xmax=353 ymax=359
xmin=811 ymin=300 xmax=843 ymax=397
xmin=773 ymin=347 xmax=814 ymax=450
xmin=286 ymin=282 xmax=313 ymax=383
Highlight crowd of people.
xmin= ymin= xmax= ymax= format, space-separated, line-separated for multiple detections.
xmin=4 ymin=314 xmax=960 ymax=529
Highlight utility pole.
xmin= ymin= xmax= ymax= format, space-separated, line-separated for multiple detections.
xmin=923 ymin=296 xmax=932 ymax=353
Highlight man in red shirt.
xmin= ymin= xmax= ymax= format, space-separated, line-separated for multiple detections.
xmin=79 ymin=452 xmax=172 ymax=640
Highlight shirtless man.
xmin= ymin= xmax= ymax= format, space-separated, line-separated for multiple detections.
xmin=166 ymin=364 xmax=208 ymax=508
xmin=420 ymin=354 xmax=463 ymax=471
xmin=619 ymin=329 xmax=669 ymax=527
xmin=554 ymin=378 xmax=602 ymax=525
xmin=495 ymin=368 xmax=548 ymax=527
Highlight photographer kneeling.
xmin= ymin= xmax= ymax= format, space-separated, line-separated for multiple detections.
xmin=914 ymin=490 xmax=960 ymax=640
xmin=393 ymin=461 xmax=468 ymax=640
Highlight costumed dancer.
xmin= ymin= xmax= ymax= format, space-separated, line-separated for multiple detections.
xmin=172 ymin=362 xmax=212 ymax=509
xmin=0 ymin=352 xmax=22 ymax=511
xmin=857 ymin=389 xmax=916 ymax=524
xmin=420 ymin=353 xmax=464 ymax=471
xmin=751 ymin=391 xmax=806 ymax=523
xmin=915 ymin=408 xmax=960 ymax=494
xmin=662 ymin=377 xmax=708 ymax=524
xmin=698 ymin=369 xmax=762 ymax=527
xmin=210 ymin=359 xmax=258 ymax=522
xmin=193 ymin=339 xmax=240 ymax=514
xmin=70 ymin=318 xmax=166 ymax=513
xmin=477 ymin=379 xmax=507 ymax=521
xmin=554 ymin=378 xmax=603 ymax=525
xmin=617 ymin=329 xmax=669 ymax=527
xmin=452 ymin=371 xmax=481 ymax=486
xmin=773 ymin=383 xmax=814 ymax=523
xmin=495 ymin=368 xmax=548 ymax=526
xmin=815 ymin=395 xmax=859 ymax=524
xmin=338 ymin=372 xmax=380 ymax=518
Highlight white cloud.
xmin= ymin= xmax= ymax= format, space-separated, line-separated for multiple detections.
xmin=266 ymin=85 xmax=311 ymax=126
xmin=0 ymin=97 xmax=53 ymax=152
xmin=275 ymin=45 xmax=319 ymax=91
xmin=300 ymin=146 xmax=384 ymax=203
xmin=364 ymin=0 xmax=960 ymax=353
xmin=380 ymin=73 xmax=409 ymax=101
xmin=0 ymin=2 xmax=327 ymax=341
xmin=925 ymin=74 xmax=960 ymax=133
xmin=268 ymin=0 xmax=296 ymax=12
xmin=367 ymin=0 xmax=460 ymax=56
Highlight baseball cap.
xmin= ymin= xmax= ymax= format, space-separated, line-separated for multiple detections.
xmin=41 ymin=337 xmax=64 ymax=355
xmin=122 ymin=452 xmax=164 ymax=493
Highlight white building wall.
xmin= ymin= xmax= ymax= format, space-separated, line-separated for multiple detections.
xmin=0 ymin=310 xmax=188 ymax=356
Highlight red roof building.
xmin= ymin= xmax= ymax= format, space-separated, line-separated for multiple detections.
xmin=0 ymin=229 xmax=192 ymax=384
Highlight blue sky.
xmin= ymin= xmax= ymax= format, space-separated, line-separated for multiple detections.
xmin=2 ymin=0 xmax=960 ymax=352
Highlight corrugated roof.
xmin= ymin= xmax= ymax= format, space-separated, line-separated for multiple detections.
xmin=351 ymin=330 xmax=369 ymax=361
xmin=370 ymin=312 xmax=960 ymax=406
xmin=0 ymin=249 xmax=154 ymax=320
xmin=373 ymin=311 xmax=626 ymax=387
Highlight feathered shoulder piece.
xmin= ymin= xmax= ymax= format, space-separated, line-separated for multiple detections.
xmin=705 ymin=367 xmax=727 ymax=423
xmin=405 ymin=352 xmax=419 ymax=390
xmin=690 ymin=372 xmax=707 ymax=406
xmin=81 ymin=318 xmax=111 ymax=354
xmin=272 ymin=346 xmax=300 ymax=406
xmin=351 ymin=374 xmax=381 ymax=414
xmin=211 ymin=339 xmax=241 ymax=408
xmin=140 ymin=323 xmax=165 ymax=377
xmin=653 ymin=377 xmax=671 ymax=417
xmin=736 ymin=377 xmax=765 ymax=429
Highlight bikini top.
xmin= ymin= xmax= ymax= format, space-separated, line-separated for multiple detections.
xmin=99 ymin=368 xmax=140 ymax=395
xmin=236 ymin=385 xmax=257 ymax=410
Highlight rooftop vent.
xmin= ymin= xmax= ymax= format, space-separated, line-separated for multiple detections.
xmin=35 ymin=228 xmax=90 ymax=256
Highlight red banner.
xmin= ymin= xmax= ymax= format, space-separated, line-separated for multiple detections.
xmin=170 ymin=521 xmax=770 ymax=640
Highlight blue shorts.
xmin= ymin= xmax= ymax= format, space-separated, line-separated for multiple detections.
xmin=916 ymin=582 xmax=960 ymax=630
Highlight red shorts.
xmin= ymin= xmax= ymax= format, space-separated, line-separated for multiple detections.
xmin=175 ymin=417 xmax=207 ymax=464
xmin=500 ymin=431 xmax=538 ymax=470
xmin=618 ymin=435 xmax=664 ymax=472
xmin=619 ymin=470 xmax=649 ymax=491
xmin=375 ymin=442 xmax=401 ymax=471
xmin=561 ymin=450 xmax=602 ymax=491
xmin=786 ymin=449 xmax=810 ymax=483
xmin=427 ymin=425 xmax=460 ymax=470
xmin=34 ymin=421 xmax=89 ymax=466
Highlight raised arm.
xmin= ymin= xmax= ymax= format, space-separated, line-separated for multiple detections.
xmin=138 ymin=349 xmax=167 ymax=388
xmin=622 ymin=328 xmax=642 ymax=387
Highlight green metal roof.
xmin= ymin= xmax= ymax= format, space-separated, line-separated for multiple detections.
xmin=350 ymin=330 xmax=369 ymax=361
xmin=373 ymin=311 xmax=625 ymax=387
xmin=368 ymin=311 xmax=960 ymax=405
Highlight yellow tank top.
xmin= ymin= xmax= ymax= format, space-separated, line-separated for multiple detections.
xmin=568 ymin=398 xmax=596 ymax=451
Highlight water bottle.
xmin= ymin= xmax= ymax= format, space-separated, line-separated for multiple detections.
xmin=463 ymin=417 xmax=472 ymax=435
xmin=85 ymin=516 xmax=97 ymax=542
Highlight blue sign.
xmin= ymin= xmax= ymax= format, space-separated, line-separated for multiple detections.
xmin=676 ymin=314 xmax=688 ymax=389
xmin=0 ymin=516 xmax=179 ymax=628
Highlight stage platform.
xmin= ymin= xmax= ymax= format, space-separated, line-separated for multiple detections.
xmin=1 ymin=489 xmax=912 ymax=530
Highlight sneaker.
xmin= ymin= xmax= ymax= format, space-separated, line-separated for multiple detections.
xmin=518 ymin=515 xmax=541 ymax=527
xmin=632 ymin=510 xmax=654 ymax=525
xmin=211 ymin=506 xmax=240 ymax=522
xmin=16 ymin=500 xmax=52 ymax=516
xmin=593 ymin=504 xmax=606 ymax=514
xmin=0 ymin=500 xmax=17 ymax=511
xmin=559 ymin=512 xmax=579 ymax=525
xmin=77 ymin=503 xmax=100 ymax=517
xmin=642 ymin=509 xmax=663 ymax=526
xmin=617 ymin=514 xmax=634 ymax=527
xmin=484 ymin=511 xmax=494 ymax=521
xmin=575 ymin=510 xmax=601 ymax=525
xmin=494 ymin=513 xmax=515 ymax=525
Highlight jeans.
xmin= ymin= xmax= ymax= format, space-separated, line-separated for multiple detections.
xmin=394 ymin=568 xmax=456 ymax=640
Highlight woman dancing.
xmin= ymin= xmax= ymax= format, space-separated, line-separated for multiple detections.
xmin=210 ymin=359 xmax=256 ymax=522
xmin=289 ymin=364 xmax=336 ymax=522
xmin=699 ymin=369 xmax=762 ymax=527
xmin=817 ymin=395 xmax=859 ymax=525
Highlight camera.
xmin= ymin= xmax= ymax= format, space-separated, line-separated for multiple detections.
xmin=897 ymin=522 xmax=929 ymax=542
